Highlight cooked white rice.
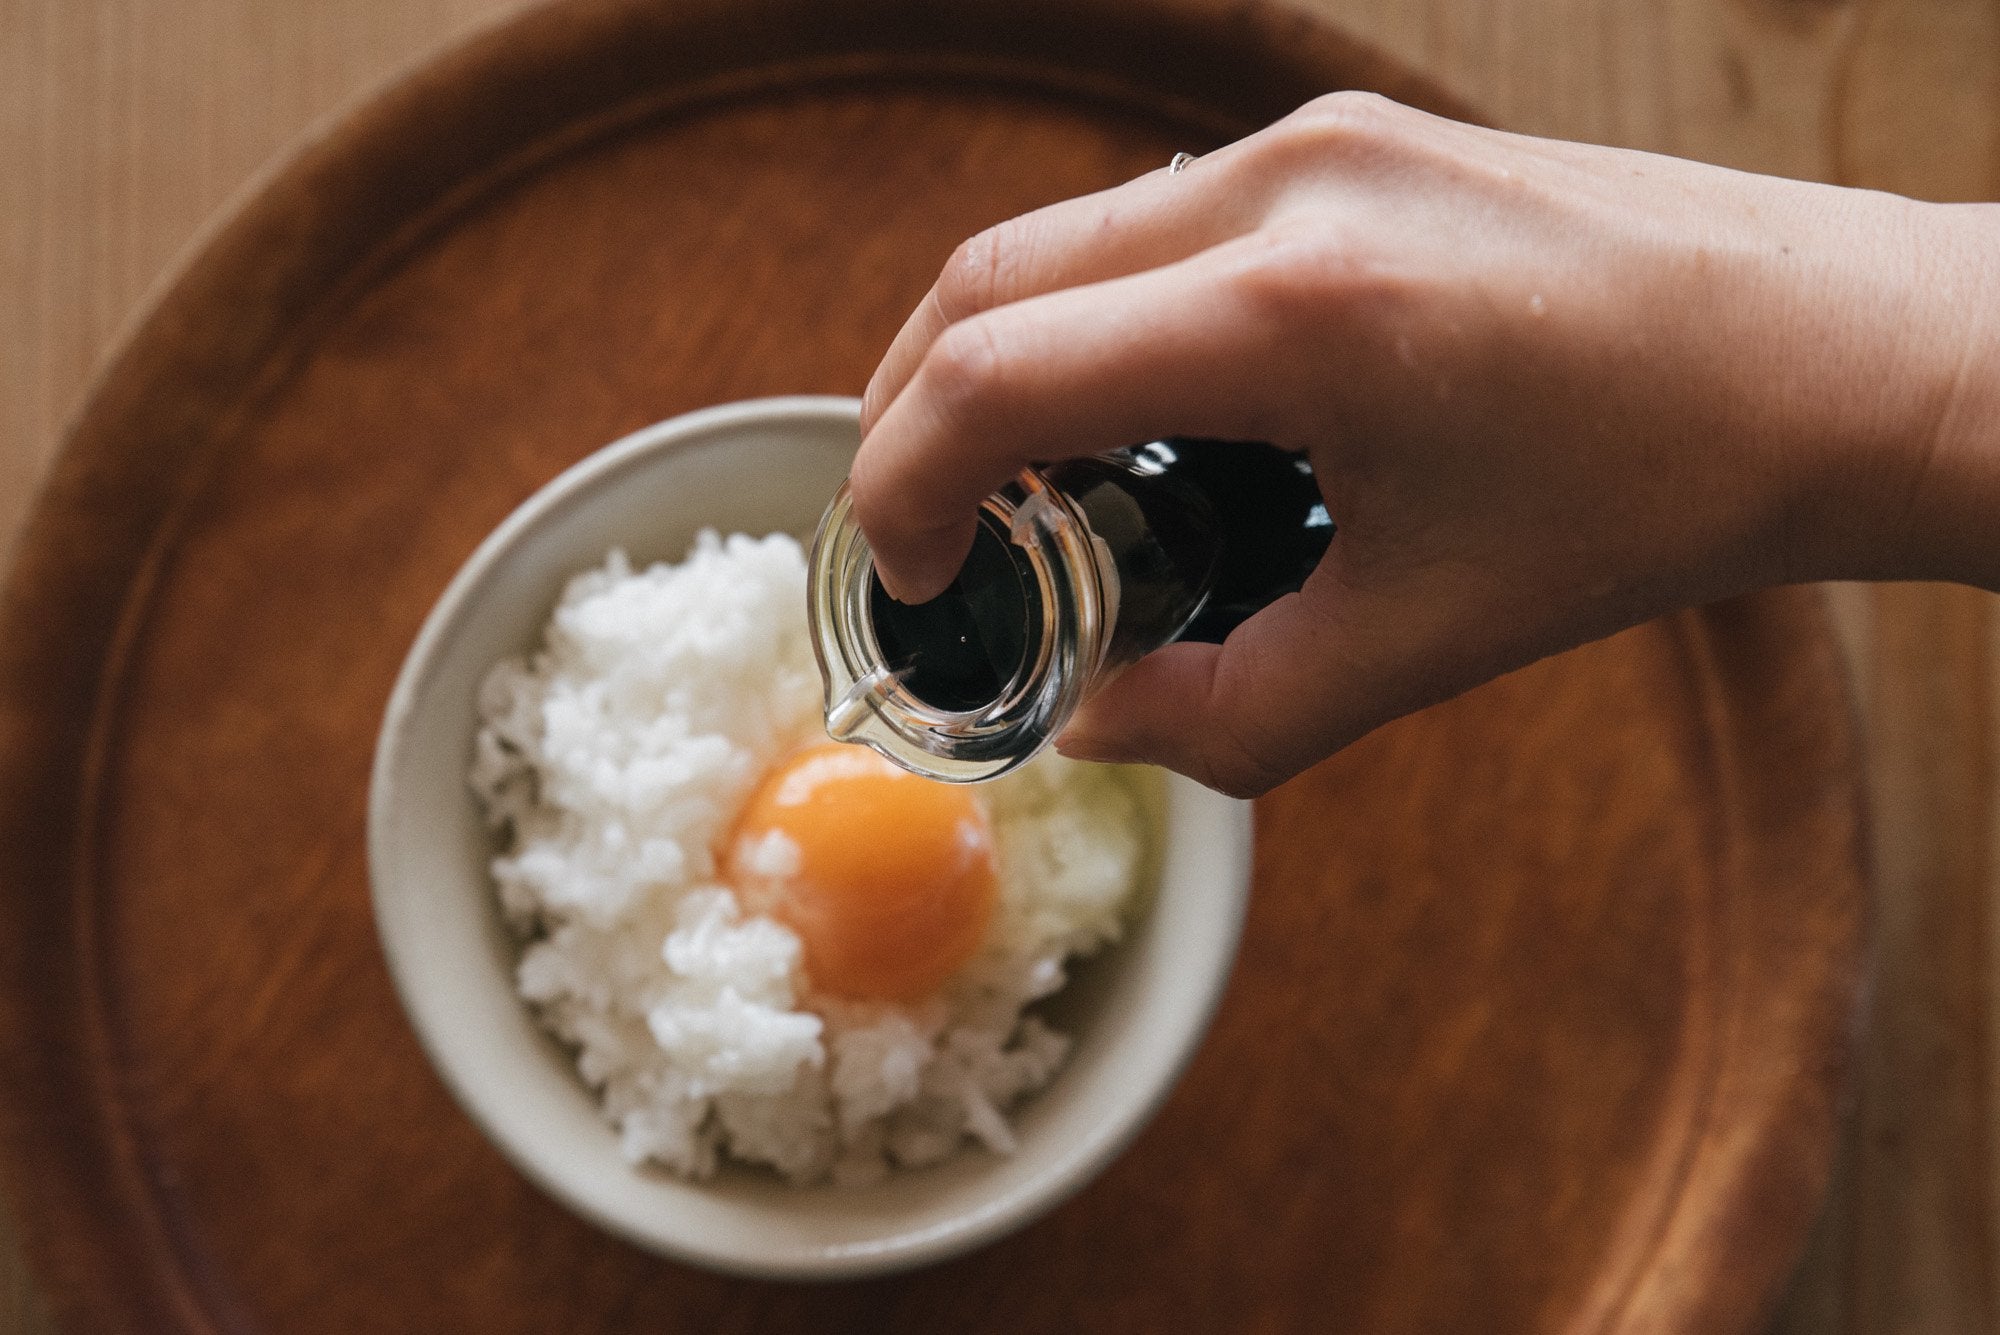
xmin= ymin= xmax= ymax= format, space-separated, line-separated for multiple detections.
xmin=469 ymin=532 xmax=1144 ymax=1185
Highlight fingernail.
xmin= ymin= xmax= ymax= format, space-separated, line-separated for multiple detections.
xmin=876 ymin=559 xmax=953 ymax=606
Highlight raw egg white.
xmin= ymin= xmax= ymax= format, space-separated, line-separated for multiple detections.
xmin=724 ymin=744 xmax=997 ymax=1003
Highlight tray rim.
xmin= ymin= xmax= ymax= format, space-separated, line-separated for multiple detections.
xmin=0 ymin=0 xmax=1866 ymax=1331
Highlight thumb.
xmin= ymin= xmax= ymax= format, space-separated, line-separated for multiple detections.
xmin=1053 ymin=591 xmax=1397 ymax=798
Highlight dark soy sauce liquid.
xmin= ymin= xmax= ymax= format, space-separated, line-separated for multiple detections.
xmin=867 ymin=440 xmax=1333 ymax=713
xmin=868 ymin=510 xmax=1045 ymax=712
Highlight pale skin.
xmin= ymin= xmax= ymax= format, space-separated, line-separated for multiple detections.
xmin=850 ymin=92 xmax=2000 ymax=798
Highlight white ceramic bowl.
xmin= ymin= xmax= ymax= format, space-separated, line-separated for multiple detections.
xmin=367 ymin=396 xmax=1252 ymax=1280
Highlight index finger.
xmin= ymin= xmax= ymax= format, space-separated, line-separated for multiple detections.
xmin=849 ymin=230 xmax=1323 ymax=602
xmin=860 ymin=152 xmax=1251 ymax=437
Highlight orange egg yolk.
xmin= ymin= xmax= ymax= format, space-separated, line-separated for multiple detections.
xmin=724 ymin=744 xmax=998 ymax=1003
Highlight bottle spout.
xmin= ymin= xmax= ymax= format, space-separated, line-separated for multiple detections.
xmin=825 ymin=664 xmax=898 ymax=742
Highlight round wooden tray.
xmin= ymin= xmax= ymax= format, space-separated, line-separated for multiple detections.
xmin=0 ymin=0 xmax=1866 ymax=1330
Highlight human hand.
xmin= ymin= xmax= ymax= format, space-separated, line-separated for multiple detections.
xmin=849 ymin=92 xmax=2000 ymax=796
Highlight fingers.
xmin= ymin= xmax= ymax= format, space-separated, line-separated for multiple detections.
xmin=859 ymin=157 xmax=1259 ymax=437
xmin=1052 ymin=591 xmax=1375 ymax=797
xmin=849 ymin=232 xmax=1332 ymax=601
xmin=1057 ymin=534 xmax=1604 ymax=794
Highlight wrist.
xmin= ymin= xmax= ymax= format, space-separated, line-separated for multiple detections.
xmin=1780 ymin=199 xmax=2000 ymax=589
xmin=1892 ymin=202 xmax=2000 ymax=589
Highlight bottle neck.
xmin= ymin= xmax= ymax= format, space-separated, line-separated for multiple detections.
xmin=809 ymin=470 xmax=1110 ymax=782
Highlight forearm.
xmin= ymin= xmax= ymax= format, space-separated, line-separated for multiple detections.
xmin=1892 ymin=202 xmax=2000 ymax=591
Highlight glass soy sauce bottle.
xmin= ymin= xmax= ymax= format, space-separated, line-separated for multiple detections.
xmin=808 ymin=440 xmax=1333 ymax=782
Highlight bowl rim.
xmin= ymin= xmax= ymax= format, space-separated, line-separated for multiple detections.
xmin=366 ymin=396 xmax=1253 ymax=1279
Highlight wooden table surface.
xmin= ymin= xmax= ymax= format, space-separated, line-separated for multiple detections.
xmin=2 ymin=0 xmax=1995 ymax=1331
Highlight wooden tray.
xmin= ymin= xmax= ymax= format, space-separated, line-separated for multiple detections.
xmin=0 ymin=0 xmax=1866 ymax=1330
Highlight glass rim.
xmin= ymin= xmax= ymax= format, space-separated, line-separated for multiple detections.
xmin=807 ymin=470 xmax=1107 ymax=782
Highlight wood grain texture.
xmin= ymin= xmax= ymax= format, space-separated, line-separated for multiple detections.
xmin=0 ymin=4 xmax=1862 ymax=1330
xmin=1859 ymin=587 xmax=1995 ymax=1333
xmin=0 ymin=0 xmax=1991 ymax=1331
xmin=0 ymin=9 xmax=545 ymax=1330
